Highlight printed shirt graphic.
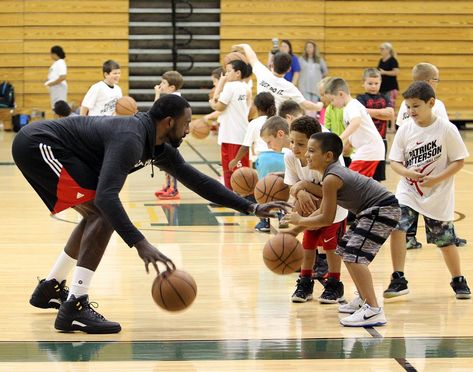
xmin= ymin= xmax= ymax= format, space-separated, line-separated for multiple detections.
xmin=343 ymin=99 xmax=385 ymax=161
xmin=356 ymin=93 xmax=390 ymax=138
xmin=82 ymin=81 xmax=123 ymax=116
xmin=389 ymin=117 xmax=468 ymax=221
xmin=252 ymin=61 xmax=305 ymax=108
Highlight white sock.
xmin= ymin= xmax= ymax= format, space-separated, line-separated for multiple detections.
xmin=68 ymin=266 xmax=94 ymax=300
xmin=46 ymin=251 xmax=77 ymax=282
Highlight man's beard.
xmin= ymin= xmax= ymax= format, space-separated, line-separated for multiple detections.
xmin=168 ymin=137 xmax=183 ymax=148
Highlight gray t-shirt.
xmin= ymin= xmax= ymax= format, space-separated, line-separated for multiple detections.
xmin=323 ymin=162 xmax=397 ymax=214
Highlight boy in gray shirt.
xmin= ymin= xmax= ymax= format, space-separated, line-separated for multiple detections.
xmin=283 ymin=132 xmax=400 ymax=327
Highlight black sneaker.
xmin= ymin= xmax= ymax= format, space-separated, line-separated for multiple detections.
xmin=312 ymin=254 xmax=328 ymax=281
xmin=255 ymin=218 xmax=270 ymax=233
xmin=30 ymin=278 xmax=68 ymax=309
xmin=318 ymin=278 xmax=345 ymax=304
xmin=55 ymin=295 xmax=121 ymax=334
xmin=451 ymin=276 xmax=471 ymax=299
xmin=383 ymin=276 xmax=409 ymax=298
xmin=291 ymin=277 xmax=314 ymax=303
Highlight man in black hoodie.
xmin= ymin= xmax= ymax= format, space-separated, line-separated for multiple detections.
xmin=12 ymin=95 xmax=288 ymax=334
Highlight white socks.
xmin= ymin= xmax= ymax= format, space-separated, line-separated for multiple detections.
xmin=46 ymin=251 xmax=76 ymax=282
xmin=68 ymin=266 xmax=94 ymax=300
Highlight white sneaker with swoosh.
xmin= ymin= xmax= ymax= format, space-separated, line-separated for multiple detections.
xmin=340 ymin=303 xmax=387 ymax=327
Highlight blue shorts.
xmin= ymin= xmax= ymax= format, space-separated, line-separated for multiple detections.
xmin=254 ymin=151 xmax=285 ymax=178
xmin=396 ymin=205 xmax=456 ymax=248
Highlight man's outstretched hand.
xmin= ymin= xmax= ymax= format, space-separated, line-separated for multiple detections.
xmin=252 ymin=201 xmax=292 ymax=218
xmin=135 ymin=239 xmax=176 ymax=274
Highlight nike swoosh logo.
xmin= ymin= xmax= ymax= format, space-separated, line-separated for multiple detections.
xmin=323 ymin=237 xmax=335 ymax=243
xmin=363 ymin=313 xmax=379 ymax=320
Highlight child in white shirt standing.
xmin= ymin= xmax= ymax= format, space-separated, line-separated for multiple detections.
xmin=384 ymin=81 xmax=470 ymax=300
xmin=80 ymin=60 xmax=122 ymax=116
xmin=324 ymin=77 xmax=385 ymax=178
xmin=210 ymin=60 xmax=252 ymax=189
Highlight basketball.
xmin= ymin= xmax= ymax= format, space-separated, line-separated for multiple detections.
xmin=190 ymin=118 xmax=210 ymax=139
xmin=223 ymin=51 xmax=248 ymax=65
xmin=254 ymin=174 xmax=290 ymax=203
xmin=293 ymin=193 xmax=321 ymax=217
xmin=263 ymin=233 xmax=303 ymax=275
xmin=115 ymin=96 xmax=138 ymax=116
xmin=230 ymin=167 xmax=258 ymax=196
xmin=151 ymin=270 xmax=197 ymax=312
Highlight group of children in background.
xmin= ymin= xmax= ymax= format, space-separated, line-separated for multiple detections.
xmin=51 ymin=42 xmax=470 ymax=328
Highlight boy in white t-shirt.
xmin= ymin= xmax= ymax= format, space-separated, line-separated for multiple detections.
xmin=396 ymin=63 xmax=466 ymax=249
xmin=324 ymin=78 xmax=385 ymax=178
xmin=210 ymin=60 xmax=252 ymax=189
xmin=80 ymin=60 xmax=122 ymax=116
xmin=232 ymin=44 xmax=323 ymax=113
xmin=153 ymin=71 xmax=185 ymax=200
xmin=384 ymin=81 xmax=470 ymax=300
xmin=264 ymin=116 xmax=348 ymax=304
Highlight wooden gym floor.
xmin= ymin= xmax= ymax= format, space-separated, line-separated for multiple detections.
xmin=1 ymin=127 xmax=473 ymax=371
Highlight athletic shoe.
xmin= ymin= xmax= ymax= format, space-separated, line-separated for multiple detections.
xmin=313 ymin=254 xmax=328 ymax=280
xmin=338 ymin=294 xmax=364 ymax=314
xmin=158 ymin=188 xmax=180 ymax=200
xmin=30 ymin=278 xmax=68 ymax=309
xmin=154 ymin=185 xmax=169 ymax=197
xmin=406 ymin=236 xmax=422 ymax=249
xmin=455 ymin=237 xmax=467 ymax=247
xmin=318 ymin=278 xmax=345 ymax=304
xmin=451 ymin=276 xmax=471 ymax=299
xmin=383 ymin=275 xmax=409 ymax=298
xmin=291 ymin=277 xmax=314 ymax=303
xmin=255 ymin=218 xmax=270 ymax=233
xmin=277 ymin=212 xmax=289 ymax=229
xmin=340 ymin=303 xmax=387 ymax=327
xmin=54 ymin=295 xmax=121 ymax=334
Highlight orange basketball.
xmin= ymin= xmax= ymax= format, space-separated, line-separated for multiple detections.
xmin=230 ymin=167 xmax=258 ymax=196
xmin=151 ymin=270 xmax=197 ymax=312
xmin=263 ymin=233 xmax=303 ymax=275
xmin=115 ymin=96 xmax=138 ymax=116
xmin=254 ymin=174 xmax=290 ymax=203
xmin=190 ymin=118 xmax=210 ymax=139
xmin=223 ymin=51 xmax=248 ymax=65
xmin=293 ymin=193 xmax=321 ymax=217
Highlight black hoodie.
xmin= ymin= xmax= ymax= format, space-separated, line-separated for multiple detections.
xmin=17 ymin=113 xmax=252 ymax=247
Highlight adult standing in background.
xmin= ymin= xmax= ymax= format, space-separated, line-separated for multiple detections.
xmin=298 ymin=40 xmax=328 ymax=102
xmin=377 ymin=42 xmax=400 ymax=109
xmin=45 ymin=46 xmax=68 ymax=109
xmin=268 ymin=39 xmax=301 ymax=85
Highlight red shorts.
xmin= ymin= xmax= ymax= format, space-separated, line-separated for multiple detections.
xmin=349 ymin=160 xmax=379 ymax=178
xmin=302 ymin=220 xmax=346 ymax=251
xmin=221 ymin=143 xmax=250 ymax=189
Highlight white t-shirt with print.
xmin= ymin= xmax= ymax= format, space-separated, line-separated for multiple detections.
xmin=252 ymin=61 xmax=305 ymax=108
xmin=82 ymin=81 xmax=123 ymax=116
xmin=284 ymin=151 xmax=348 ymax=223
xmin=396 ymin=98 xmax=448 ymax=127
xmin=389 ymin=116 xmax=468 ymax=221
xmin=343 ymin=99 xmax=385 ymax=161
xmin=243 ymin=115 xmax=269 ymax=160
xmin=217 ymin=81 xmax=249 ymax=145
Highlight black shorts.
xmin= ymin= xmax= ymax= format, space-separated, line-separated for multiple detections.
xmin=12 ymin=131 xmax=98 ymax=214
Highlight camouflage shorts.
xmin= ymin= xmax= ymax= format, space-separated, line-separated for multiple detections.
xmin=336 ymin=204 xmax=401 ymax=265
xmin=396 ymin=205 xmax=456 ymax=248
